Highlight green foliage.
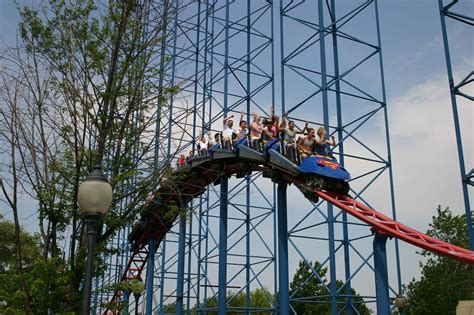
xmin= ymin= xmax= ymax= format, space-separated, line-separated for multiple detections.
xmin=111 ymin=279 xmax=145 ymax=295
xmin=163 ymin=203 xmax=180 ymax=221
xmin=178 ymin=288 xmax=273 ymax=314
xmin=405 ymin=206 xmax=474 ymax=315
xmin=289 ymin=260 xmax=371 ymax=315
xmin=0 ymin=218 xmax=79 ymax=313
xmin=0 ymin=0 xmax=179 ymax=312
xmin=0 ymin=215 xmax=41 ymax=269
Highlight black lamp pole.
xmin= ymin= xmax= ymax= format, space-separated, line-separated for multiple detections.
xmin=134 ymin=292 xmax=141 ymax=315
xmin=78 ymin=167 xmax=112 ymax=315
xmin=81 ymin=213 xmax=102 ymax=314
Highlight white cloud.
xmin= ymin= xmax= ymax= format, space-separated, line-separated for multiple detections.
xmin=371 ymin=74 xmax=473 ymax=288
xmin=388 ymin=75 xmax=472 ymax=226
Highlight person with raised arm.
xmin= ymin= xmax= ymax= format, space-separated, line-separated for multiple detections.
xmin=268 ymin=106 xmax=285 ymax=138
xmin=249 ymin=112 xmax=263 ymax=149
xmin=315 ymin=126 xmax=336 ymax=159
xmin=222 ymin=114 xmax=237 ymax=149
xmin=261 ymin=118 xmax=274 ymax=143
xmin=236 ymin=111 xmax=248 ymax=140
xmin=297 ymin=126 xmax=316 ymax=159
xmin=280 ymin=112 xmax=308 ymax=144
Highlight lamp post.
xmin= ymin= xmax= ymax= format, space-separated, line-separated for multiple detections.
xmin=78 ymin=166 xmax=113 ymax=315
xmin=133 ymin=279 xmax=144 ymax=315
xmin=394 ymin=294 xmax=407 ymax=312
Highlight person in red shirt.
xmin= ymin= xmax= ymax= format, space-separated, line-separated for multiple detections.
xmin=177 ymin=154 xmax=186 ymax=168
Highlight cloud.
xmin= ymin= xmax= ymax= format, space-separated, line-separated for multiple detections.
xmin=388 ymin=75 xmax=472 ymax=227
xmin=366 ymin=73 xmax=472 ymax=288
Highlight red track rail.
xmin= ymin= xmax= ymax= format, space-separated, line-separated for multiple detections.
xmin=317 ymin=191 xmax=474 ymax=264
xmin=104 ymin=248 xmax=149 ymax=314
xmin=104 ymin=159 xmax=474 ymax=313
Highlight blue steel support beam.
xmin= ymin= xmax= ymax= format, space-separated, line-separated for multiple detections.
xmin=121 ymin=290 xmax=130 ymax=315
xmin=154 ymin=1 xmax=169 ymax=167
xmin=277 ymin=183 xmax=289 ymax=315
xmin=318 ymin=1 xmax=338 ymax=313
xmin=245 ymin=179 xmax=251 ymax=315
xmin=191 ymin=0 xmax=202 ymax=152
xmin=373 ymin=233 xmax=390 ymax=315
xmin=166 ymin=0 xmax=180 ymax=158
xmin=186 ymin=205 xmax=194 ymax=314
xmin=245 ymin=1 xmax=251 ymax=313
xmin=438 ymin=0 xmax=474 ymax=251
xmin=273 ymin=186 xmax=278 ymax=313
xmin=374 ymin=0 xmax=404 ymax=293
xmin=219 ymin=0 xmax=230 ymax=312
xmin=145 ymin=238 xmax=157 ymax=315
xmin=158 ymin=235 xmax=166 ymax=315
xmin=176 ymin=210 xmax=187 ymax=315
xmin=196 ymin=200 xmax=204 ymax=313
xmin=329 ymin=0 xmax=352 ymax=313
xmin=279 ymin=0 xmax=286 ymax=114
xmin=218 ymin=177 xmax=229 ymax=315
xmin=186 ymin=1 xmax=206 ymax=308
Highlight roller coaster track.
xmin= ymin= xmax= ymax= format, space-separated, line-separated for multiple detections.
xmin=104 ymin=154 xmax=474 ymax=313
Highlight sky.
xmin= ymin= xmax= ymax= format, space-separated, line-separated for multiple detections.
xmin=0 ymin=0 xmax=473 ymax=310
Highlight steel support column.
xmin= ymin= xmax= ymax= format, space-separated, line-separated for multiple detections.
xmin=121 ymin=291 xmax=130 ymax=315
xmin=373 ymin=233 xmax=390 ymax=315
xmin=318 ymin=0 xmax=338 ymax=313
xmin=277 ymin=183 xmax=289 ymax=314
xmin=186 ymin=205 xmax=193 ymax=314
xmin=329 ymin=0 xmax=353 ymax=312
xmin=374 ymin=0 xmax=404 ymax=294
xmin=145 ymin=238 xmax=157 ymax=315
xmin=245 ymin=1 xmax=251 ymax=313
xmin=158 ymin=235 xmax=166 ymax=315
xmin=438 ymin=0 xmax=474 ymax=251
xmin=176 ymin=210 xmax=187 ymax=315
xmin=218 ymin=177 xmax=229 ymax=314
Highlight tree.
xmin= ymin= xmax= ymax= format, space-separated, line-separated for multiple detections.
xmin=0 ymin=216 xmax=79 ymax=313
xmin=405 ymin=206 xmax=474 ymax=315
xmin=289 ymin=260 xmax=371 ymax=315
xmin=197 ymin=288 xmax=274 ymax=314
xmin=0 ymin=215 xmax=40 ymax=269
xmin=0 ymin=0 xmax=187 ymax=312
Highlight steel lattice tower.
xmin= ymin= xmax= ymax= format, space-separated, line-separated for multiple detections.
xmin=278 ymin=0 xmax=401 ymax=313
xmin=438 ymin=0 xmax=474 ymax=251
xmin=94 ymin=0 xmax=406 ymax=314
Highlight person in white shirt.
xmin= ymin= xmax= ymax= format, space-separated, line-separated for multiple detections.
xmin=197 ymin=133 xmax=209 ymax=156
xmin=222 ymin=115 xmax=237 ymax=149
xmin=236 ymin=111 xmax=247 ymax=140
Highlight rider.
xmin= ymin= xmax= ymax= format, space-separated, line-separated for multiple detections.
xmin=297 ymin=127 xmax=316 ymax=158
xmin=314 ymin=127 xmax=336 ymax=158
xmin=177 ymin=154 xmax=186 ymax=168
xmin=269 ymin=106 xmax=285 ymax=138
xmin=210 ymin=132 xmax=221 ymax=148
xmin=197 ymin=133 xmax=209 ymax=156
xmin=249 ymin=113 xmax=263 ymax=149
xmin=222 ymin=115 xmax=237 ymax=149
xmin=281 ymin=114 xmax=308 ymax=146
xmin=261 ymin=118 xmax=274 ymax=144
xmin=236 ymin=111 xmax=248 ymax=140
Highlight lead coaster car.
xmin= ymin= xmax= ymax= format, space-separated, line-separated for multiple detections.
xmin=299 ymin=156 xmax=351 ymax=195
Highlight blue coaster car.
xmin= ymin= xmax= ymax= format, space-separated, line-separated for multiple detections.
xmin=299 ymin=156 xmax=350 ymax=194
xmin=299 ymin=156 xmax=350 ymax=181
